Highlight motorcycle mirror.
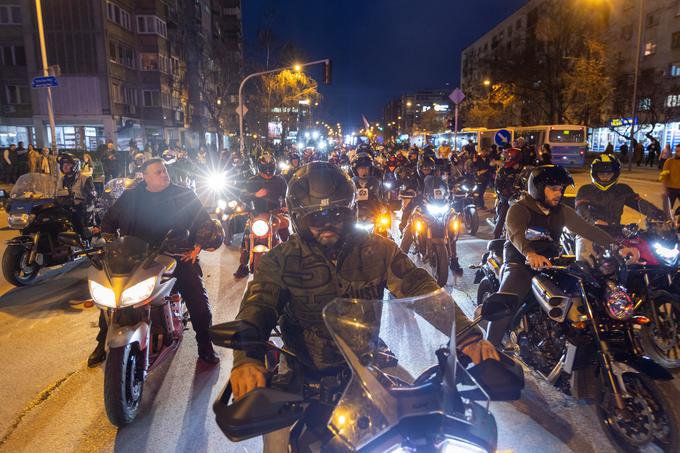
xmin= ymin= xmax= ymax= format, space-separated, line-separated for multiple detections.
xmin=464 ymin=354 xmax=524 ymax=401
xmin=57 ymin=232 xmax=82 ymax=247
xmin=481 ymin=292 xmax=516 ymax=322
xmin=213 ymin=386 xmax=303 ymax=442
xmin=210 ymin=320 xmax=262 ymax=350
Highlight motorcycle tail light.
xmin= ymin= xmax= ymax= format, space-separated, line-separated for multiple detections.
xmin=252 ymin=219 xmax=269 ymax=237
xmin=605 ymin=285 xmax=635 ymax=321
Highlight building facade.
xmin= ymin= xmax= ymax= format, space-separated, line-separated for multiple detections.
xmin=0 ymin=0 xmax=242 ymax=152
xmin=383 ymin=90 xmax=453 ymax=138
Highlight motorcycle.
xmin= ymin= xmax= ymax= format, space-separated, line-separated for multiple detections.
xmin=210 ymin=290 xmax=523 ymax=452
xmin=406 ymin=186 xmax=460 ymax=286
xmin=214 ymin=198 xmax=247 ymax=246
xmin=245 ymin=210 xmax=286 ymax=274
xmin=450 ymin=175 xmax=479 ymax=236
xmin=503 ymin=246 xmax=679 ymax=451
xmin=381 ymin=171 xmax=401 ymax=212
xmin=60 ymin=230 xmax=189 ymax=426
xmin=2 ymin=173 xmax=92 ymax=286
xmin=355 ymin=207 xmax=392 ymax=238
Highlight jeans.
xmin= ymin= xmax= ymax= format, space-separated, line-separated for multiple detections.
xmin=493 ymin=198 xmax=510 ymax=239
xmin=96 ymin=259 xmax=213 ymax=348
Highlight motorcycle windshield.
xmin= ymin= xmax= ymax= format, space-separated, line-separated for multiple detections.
xmin=322 ymin=290 xmax=476 ymax=451
xmin=9 ymin=174 xmax=57 ymax=200
xmin=103 ymin=178 xmax=138 ymax=203
xmin=104 ymin=236 xmax=150 ymax=276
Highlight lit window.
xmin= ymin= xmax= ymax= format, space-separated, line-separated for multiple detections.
xmin=644 ymin=41 xmax=657 ymax=56
xmin=670 ymin=63 xmax=680 ymax=77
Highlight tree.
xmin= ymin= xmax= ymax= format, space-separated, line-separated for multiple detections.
xmin=464 ymin=83 xmax=521 ymax=128
xmin=563 ymin=40 xmax=613 ymax=125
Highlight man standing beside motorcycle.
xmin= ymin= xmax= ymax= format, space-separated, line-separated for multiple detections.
xmin=233 ymin=153 xmax=289 ymax=278
xmin=88 ymin=158 xmax=223 ymax=366
xmin=487 ymin=164 xmax=640 ymax=347
xmin=493 ymin=147 xmax=523 ymax=239
xmin=57 ymin=153 xmax=98 ymax=239
xmin=470 ymin=147 xmax=496 ymax=210
xmin=227 ymin=162 xmax=499 ymax=452
xmin=575 ymin=154 xmax=664 ymax=264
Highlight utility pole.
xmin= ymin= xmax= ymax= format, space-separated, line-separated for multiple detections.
xmin=34 ymin=0 xmax=57 ymax=153
xmin=628 ymin=0 xmax=644 ymax=171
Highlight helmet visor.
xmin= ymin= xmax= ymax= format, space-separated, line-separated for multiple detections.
xmin=303 ymin=207 xmax=352 ymax=229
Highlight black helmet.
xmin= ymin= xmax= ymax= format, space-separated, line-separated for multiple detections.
xmin=256 ymin=153 xmax=276 ymax=178
xmin=417 ymin=155 xmax=436 ymax=177
xmin=590 ymin=154 xmax=621 ymax=191
xmin=351 ymin=151 xmax=373 ymax=175
xmin=356 ymin=143 xmax=374 ymax=157
xmin=527 ymin=165 xmax=574 ymax=204
xmin=58 ymin=153 xmax=80 ymax=174
xmin=286 ymin=162 xmax=356 ymax=242
xmin=195 ymin=219 xmax=224 ymax=251
xmin=408 ymin=148 xmax=419 ymax=162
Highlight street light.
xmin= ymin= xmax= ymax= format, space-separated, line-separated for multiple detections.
xmin=293 ymin=64 xmax=302 ymax=72
xmin=483 ymin=79 xmax=491 ymax=87
xmin=406 ymin=101 xmax=412 ymax=107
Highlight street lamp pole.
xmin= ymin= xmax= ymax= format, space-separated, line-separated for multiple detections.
xmin=237 ymin=58 xmax=329 ymax=156
xmin=35 ymin=0 xmax=57 ymax=153
xmin=628 ymin=0 xmax=644 ymax=171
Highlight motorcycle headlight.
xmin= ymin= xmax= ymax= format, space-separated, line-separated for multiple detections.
xmin=426 ymin=203 xmax=449 ymax=216
xmin=355 ymin=222 xmax=374 ymax=231
xmin=437 ymin=438 xmax=487 ymax=453
xmin=379 ymin=214 xmax=391 ymax=226
xmin=252 ymin=219 xmax=269 ymax=237
xmin=206 ymin=172 xmax=227 ymax=191
xmin=8 ymin=213 xmax=33 ymax=229
xmin=89 ymin=280 xmax=116 ymax=308
xmin=653 ymin=242 xmax=679 ymax=265
xmin=217 ymin=199 xmax=227 ymax=210
xmin=279 ymin=162 xmax=290 ymax=171
xmin=605 ymin=284 xmax=635 ymax=321
xmin=121 ymin=276 xmax=156 ymax=306
xmin=384 ymin=182 xmax=393 ymax=189
xmin=460 ymin=185 xmax=469 ymax=191
xmin=227 ymin=200 xmax=238 ymax=209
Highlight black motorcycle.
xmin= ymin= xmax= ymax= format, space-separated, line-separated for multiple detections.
xmin=3 ymin=174 xmax=91 ymax=286
xmin=210 ymin=290 xmax=523 ymax=452
xmin=450 ymin=175 xmax=479 ymax=236
xmin=504 ymin=251 xmax=679 ymax=451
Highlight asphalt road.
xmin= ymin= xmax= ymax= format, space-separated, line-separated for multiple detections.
xmin=0 ymin=169 xmax=674 ymax=453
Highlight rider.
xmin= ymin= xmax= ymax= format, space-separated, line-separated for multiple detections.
xmin=282 ymin=152 xmax=302 ymax=182
xmin=228 ymin=162 xmax=498 ymax=428
xmin=493 ymin=147 xmax=523 ymax=239
xmin=57 ymin=153 xmax=97 ymax=239
xmin=399 ymin=154 xmax=436 ymax=232
xmin=233 ymin=153 xmax=289 ymax=278
xmin=575 ymin=154 xmax=664 ymax=264
xmin=487 ymin=165 xmax=639 ymax=346
xmin=470 ymin=147 xmax=495 ymax=209
xmin=351 ymin=151 xmax=384 ymax=219
xmin=128 ymin=152 xmax=146 ymax=180
xmin=87 ymin=158 xmax=223 ymax=366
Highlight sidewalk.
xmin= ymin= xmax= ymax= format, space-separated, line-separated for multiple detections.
xmin=617 ymin=166 xmax=663 ymax=183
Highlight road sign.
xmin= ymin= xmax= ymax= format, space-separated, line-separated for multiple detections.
xmin=449 ymin=88 xmax=465 ymax=105
xmin=31 ymin=76 xmax=58 ymax=89
xmin=494 ymin=129 xmax=512 ymax=147
xmin=235 ymin=104 xmax=248 ymax=117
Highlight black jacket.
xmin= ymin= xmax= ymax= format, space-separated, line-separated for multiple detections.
xmin=240 ymin=174 xmax=287 ymax=214
xmin=575 ymin=183 xmax=663 ymax=225
xmin=102 ymin=182 xmax=211 ymax=248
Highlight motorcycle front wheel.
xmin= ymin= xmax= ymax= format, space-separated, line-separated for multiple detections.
xmin=104 ymin=343 xmax=144 ymax=426
xmin=477 ymin=277 xmax=497 ymax=306
xmin=597 ymin=372 xmax=680 ymax=452
xmin=640 ymin=299 xmax=680 ymax=368
xmin=2 ymin=243 xmax=39 ymax=286
xmin=464 ymin=207 xmax=479 ymax=236
xmin=431 ymin=243 xmax=449 ymax=287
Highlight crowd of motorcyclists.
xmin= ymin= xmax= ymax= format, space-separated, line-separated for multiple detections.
xmin=7 ymin=132 xmax=680 ymax=452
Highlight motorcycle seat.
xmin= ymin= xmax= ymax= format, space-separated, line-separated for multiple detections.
xmin=487 ymin=239 xmax=505 ymax=257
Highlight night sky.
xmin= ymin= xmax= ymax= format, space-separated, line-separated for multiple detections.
xmin=242 ymin=0 xmax=527 ymax=131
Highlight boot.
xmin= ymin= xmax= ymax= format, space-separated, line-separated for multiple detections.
xmin=87 ymin=342 xmax=106 ymax=367
xmin=233 ymin=264 xmax=249 ymax=279
xmin=198 ymin=341 xmax=220 ymax=365
xmin=449 ymin=257 xmax=463 ymax=276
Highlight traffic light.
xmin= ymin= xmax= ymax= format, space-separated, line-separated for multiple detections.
xmin=323 ymin=59 xmax=332 ymax=85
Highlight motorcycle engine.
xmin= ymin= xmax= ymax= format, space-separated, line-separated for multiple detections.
xmin=517 ymin=311 xmax=566 ymax=378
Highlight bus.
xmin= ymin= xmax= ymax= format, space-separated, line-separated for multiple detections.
xmin=462 ymin=124 xmax=587 ymax=168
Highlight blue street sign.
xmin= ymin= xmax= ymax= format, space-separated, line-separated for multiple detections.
xmin=494 ymin=129 xmax=512 ymax=147
xmin=31 ymin=76 xmax=58 ymax=89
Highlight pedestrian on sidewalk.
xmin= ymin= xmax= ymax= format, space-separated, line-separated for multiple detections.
xmin=645 ymin=134 xmax=659 ymax=167
xmin=3 ymin=144 xmax=18 ymax=183
xmin=27 ymin=144 xmax=39 ymax=173
xmin=634 ymin=140 xmax=643 ymax=166
xmin=620 ymin=143 xmax=629 ymax=162
xmin=660 ymin=144 xmax=672 ymax=169
xmin=660 ymin=144 xmax=680 ymax=211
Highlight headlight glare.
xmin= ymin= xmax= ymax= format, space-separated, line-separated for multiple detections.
xmin=426 ymin=203 xmax=449 ymax=216
xmin=217 ymin=199 xmax=227 ymax=210
xmin=653 ymin=242 xmax=679 ymax=265
xmin=121 ymin=276 xmax=156 ymax=306
xmin=252 ymin=219 xmax=269 ymax=237
xmin=89 ymin=280 xmax=116 ymax=308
